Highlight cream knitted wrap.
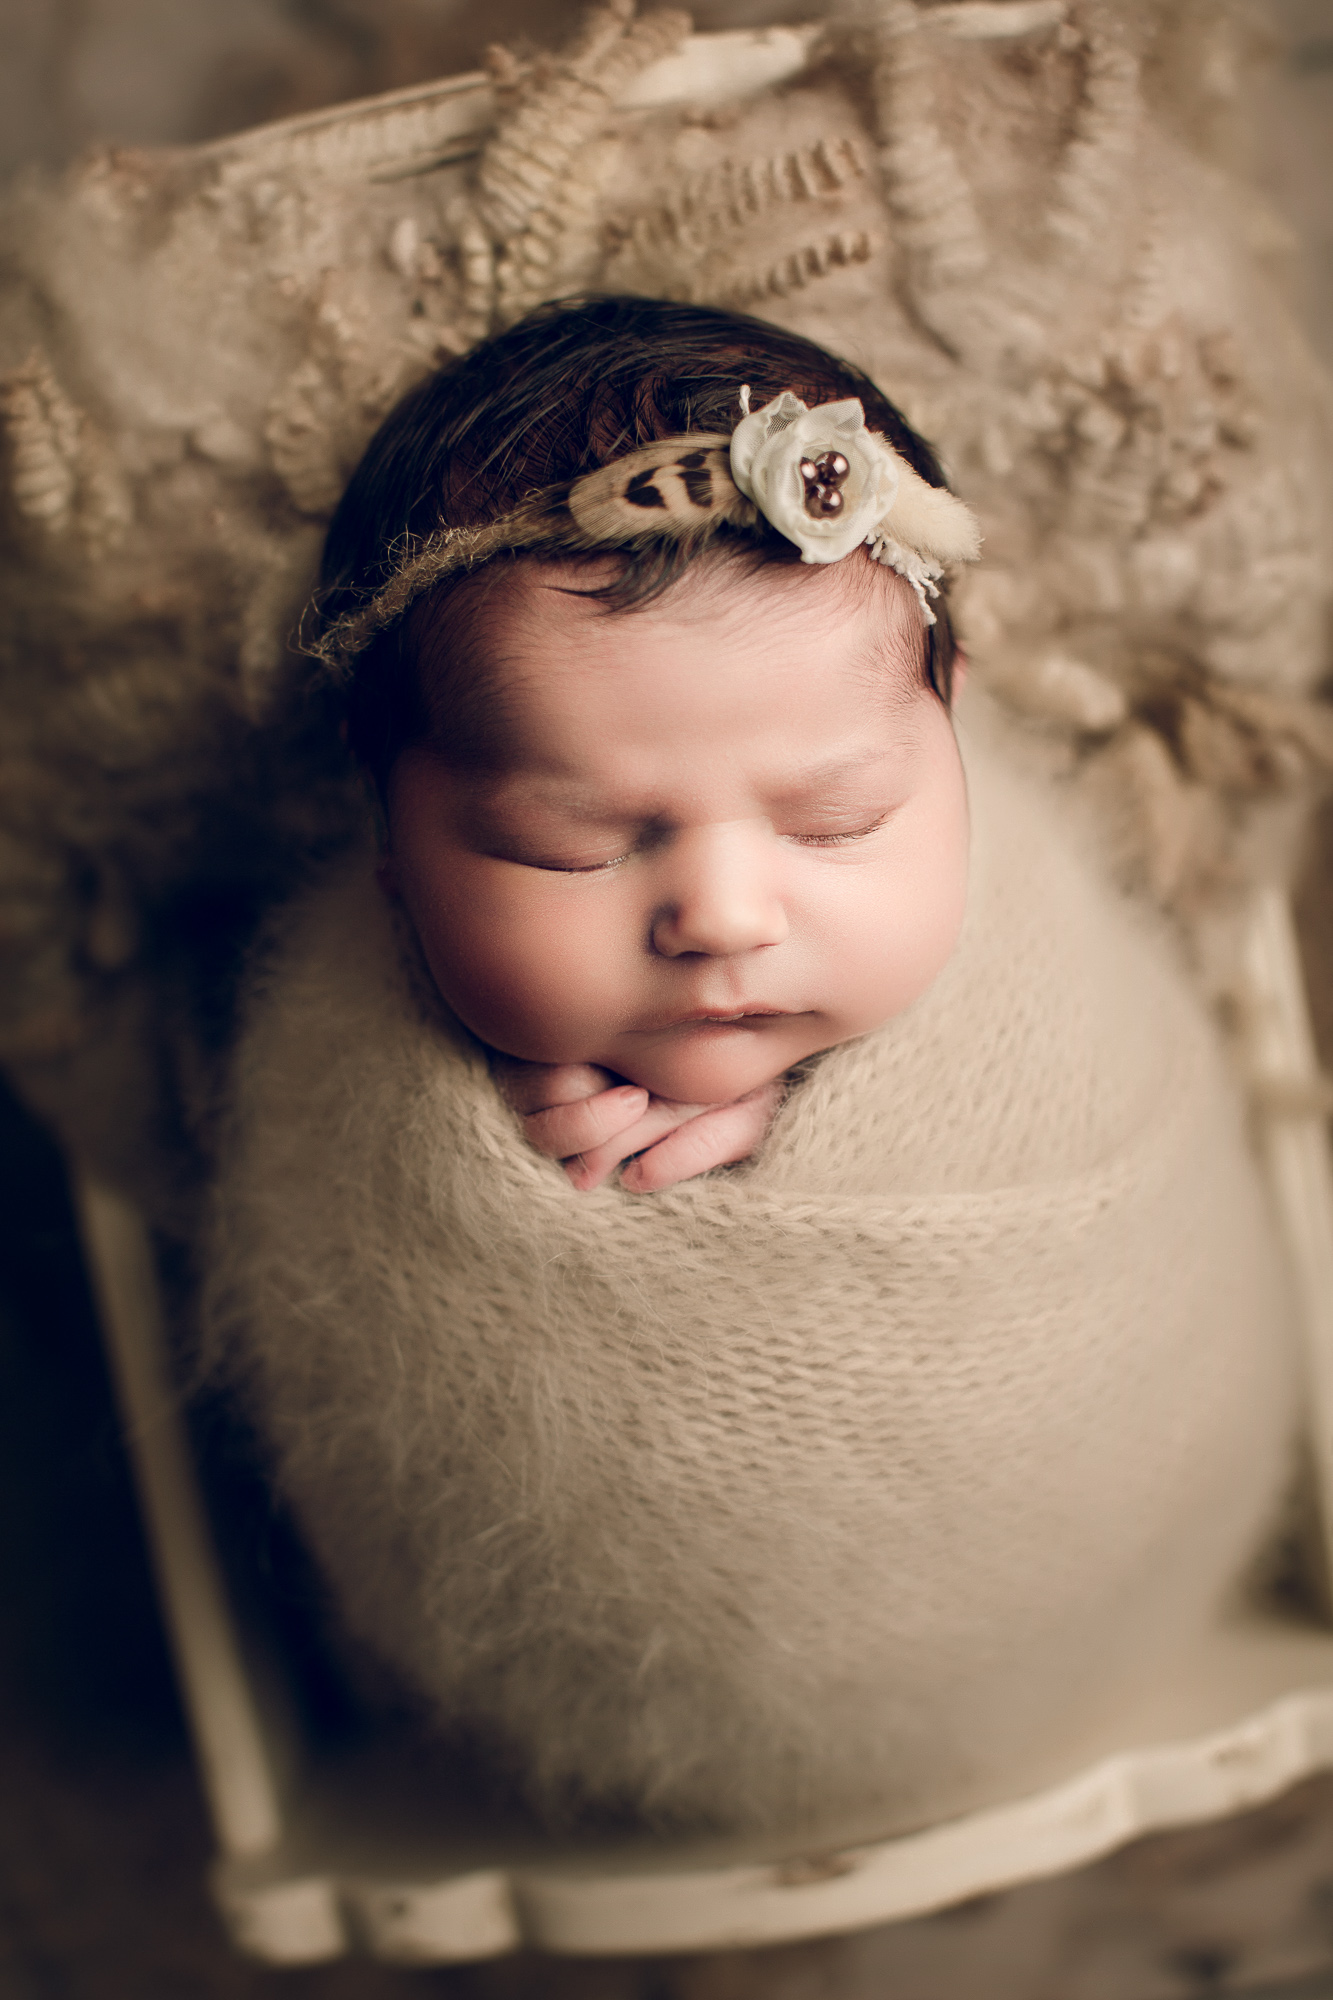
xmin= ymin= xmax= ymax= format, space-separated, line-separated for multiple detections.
xmin=206 ymin=725 xmax=1299 ymax=1840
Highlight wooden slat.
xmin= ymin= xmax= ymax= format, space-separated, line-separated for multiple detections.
xmin=73 ymin=1176 xmax=291 ymax=1867
xmin=1241 ymin=886 xmax=1333 ymax=1600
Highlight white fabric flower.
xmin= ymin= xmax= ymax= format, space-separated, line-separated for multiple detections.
xmin=729 ymin=390 xmax=899 ymax=565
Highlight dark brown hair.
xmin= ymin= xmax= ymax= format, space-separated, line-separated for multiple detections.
xmin=320 ymin=296 xmax=961 ymax=788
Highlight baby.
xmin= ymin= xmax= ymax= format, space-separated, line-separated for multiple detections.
xmin=328 ymin=296 xmax=976 ymax=1193
xmin=211 ymin=296 xmax=1296 ymax=1840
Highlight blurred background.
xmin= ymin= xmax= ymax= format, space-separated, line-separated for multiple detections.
xmin=0 ymin=0 xmax=1328 ymax=381
xmin=0 ymin=4 xmax=1331 ymax=1996
xmin=0 ymin=0 xmax=1326 ymax=362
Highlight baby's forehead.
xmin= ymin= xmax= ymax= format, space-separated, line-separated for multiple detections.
xmin=407 ymin=549 xmax=928 ymax=783
xmin=454 ymin=551 xmax=924 ymax=690
xmin=416 ymin=564 xmax=924 ymax=812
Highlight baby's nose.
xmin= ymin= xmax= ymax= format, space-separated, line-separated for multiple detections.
xmin=650 ymin=823 xmax=788 ymax=958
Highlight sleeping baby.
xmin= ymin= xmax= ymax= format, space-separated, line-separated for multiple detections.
xmin=206 ymin=296 xmax=1298 ymax=1841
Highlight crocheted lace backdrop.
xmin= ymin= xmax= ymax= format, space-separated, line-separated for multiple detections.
xmin=0 ymin=0 xmax=1330 ymax=1214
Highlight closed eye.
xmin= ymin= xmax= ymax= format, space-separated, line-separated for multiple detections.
xmin=786 ymin=812 xmax=889 ymax=847
xmin=550 ymin=853 xmax=630 ymax=873
xmin=503 ymin=850 xmax=631 ymax=873
xmin=518 ymin=819 xmax=671 ymax=873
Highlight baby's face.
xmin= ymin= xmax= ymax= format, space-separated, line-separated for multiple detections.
xmin=385 ymin=557 xmax=969 ymax=1105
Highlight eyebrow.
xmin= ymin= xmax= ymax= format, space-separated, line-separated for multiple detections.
xmin=485 ymin=744 xmax=905 ymax=826
xmin=762 ymin=745 xmax=902 ymax=805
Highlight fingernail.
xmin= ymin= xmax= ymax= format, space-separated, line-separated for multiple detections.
xmin=615 ymin=1085 xmax=648 ymax=1103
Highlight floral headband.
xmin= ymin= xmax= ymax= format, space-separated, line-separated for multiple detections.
xmin=308 ymin=390 xmax=981 ymax=673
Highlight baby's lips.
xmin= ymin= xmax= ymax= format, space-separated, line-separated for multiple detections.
xmin=634 ymin=1005 xmax=794 ymax=1033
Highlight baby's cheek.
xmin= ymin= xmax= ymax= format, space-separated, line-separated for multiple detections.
xmin=828 ymin=798 xmax=968 ymax=1032
xmin=420 ymin=876 xmax=625 ymax=1063
xmin=907 ymin=843 xmax=968 ymax=995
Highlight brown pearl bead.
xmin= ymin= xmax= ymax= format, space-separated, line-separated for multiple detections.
xmin=801 ymin=448 xmax=852 ymax=518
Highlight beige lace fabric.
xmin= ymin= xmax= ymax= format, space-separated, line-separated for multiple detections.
xmin=205 ymin=716 xmax=1299 ymax=1838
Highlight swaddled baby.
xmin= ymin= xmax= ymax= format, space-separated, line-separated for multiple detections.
xmin=207 ymin=298 xmax=1298 ymax=1840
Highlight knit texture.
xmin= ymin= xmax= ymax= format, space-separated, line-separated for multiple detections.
xmin=205 ymin=722 xmax=1299 ymax=1841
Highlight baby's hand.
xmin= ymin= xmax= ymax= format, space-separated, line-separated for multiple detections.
xmin=492 ymin=1059 xmax=783 ymax=1194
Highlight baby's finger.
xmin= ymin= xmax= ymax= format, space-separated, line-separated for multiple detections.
xmin=563 ymin=1097 xmax=707 ymax=1191
xmin=524 ymin=1084 xmax=648 ymax=1160
xmin=620 ymin=1087 xmax=781 ymax=1194
xmin=495 ymin=1060 xmax=618 ymax=1116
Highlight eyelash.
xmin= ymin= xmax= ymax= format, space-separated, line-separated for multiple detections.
xmin=788 ymin=814 xmax=888 ymax=848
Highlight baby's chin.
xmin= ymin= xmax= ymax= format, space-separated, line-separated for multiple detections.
xmin=606 ymin=1019 xmax=837 ymax=1106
